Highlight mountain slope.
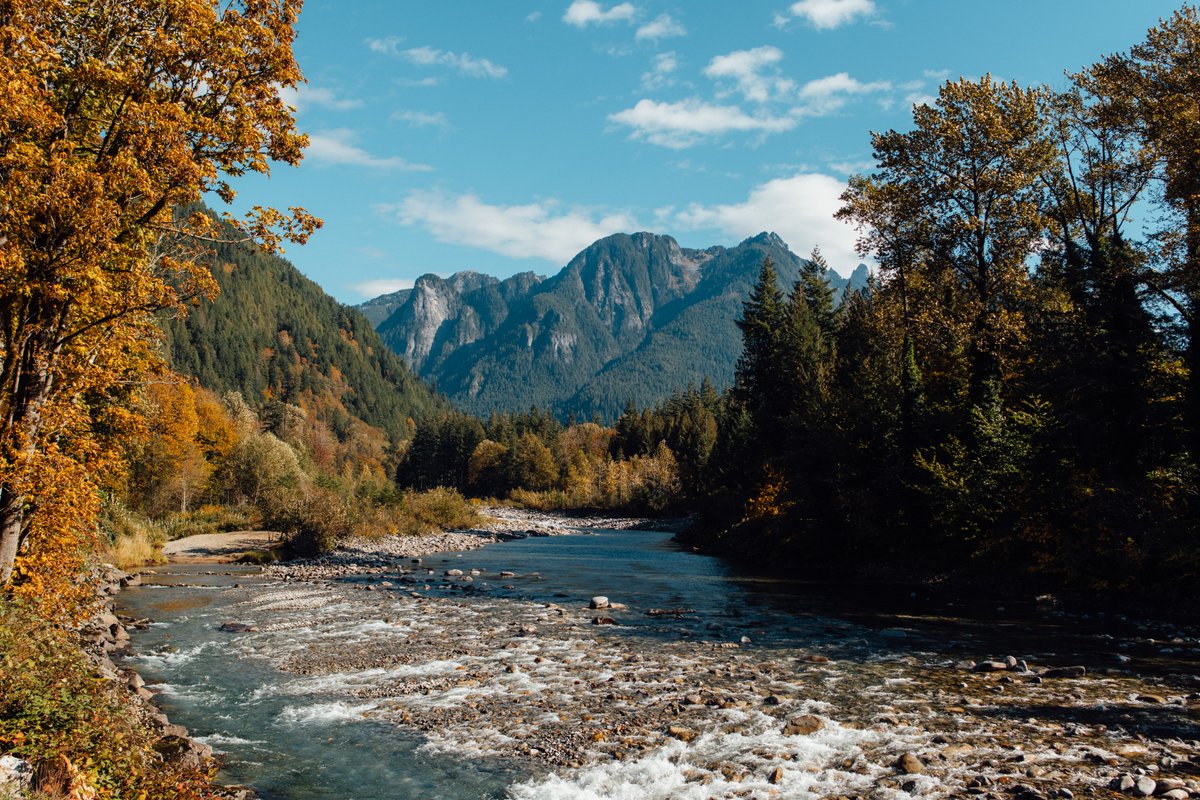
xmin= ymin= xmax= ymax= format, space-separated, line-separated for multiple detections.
xmin=161 ymin=235 xmax=445 ymax=439
xmin=432 ymin=232 xmax=707 ymax=415
xmin=376 ymin=270 xmax=542 ymax=375
xmin=360 ymin=232 xmax=870 ymax=420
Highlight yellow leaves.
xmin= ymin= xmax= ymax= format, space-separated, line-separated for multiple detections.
xmin=0 ymin=0 xmax=313 ymax=614
xmin=746 ymin=467 xmax=794 ymax=521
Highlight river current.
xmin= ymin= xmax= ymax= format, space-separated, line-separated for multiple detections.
xmin=116 ymin=526 xmax=1200 ymax=800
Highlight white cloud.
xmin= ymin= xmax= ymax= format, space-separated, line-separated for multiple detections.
xmin=563 ymin=0 xmax=636 ymax=27
xmin=305 ymin=129 xmax=433 ymax=171
xmin=279 ymin=85 xmax=362 ymax=112
xmin=641 ymin=52 xmax=679 ymax=90
xmin=704 ymin=46 xmax=794 ymax=104
xmin=797 ymin=72 xmax=891 ymax=115
xmin=393 ymin=110 xmax=452 ymax=129
xmin=366 ymin=38 xmax=507 ymax=79
xmin=401 ymin=46 xmax=507 ymax=79
xmin=609 ymin=98 xmax=797 ymax=148
xmin=828 ymin=159 xmax=876 ymax=175
xmin=351 ymin=278 xmax=414 ymax=299
xmin=526 ymin=10 xmax=543 ymax=22
xmin=788 ymin=0 xmax=876 ymax=29
xmin=636 ymin=14 xmax=686 ymax=41
xmin=905 ymin=92 xmax=936 ymax=109
xmin=674 ymin=173 xmax=859 ymax=274
xmin=366 ymin=36 xmax=403 ymax=54
xmin=384 ymin=191 xmax=638 ymax=262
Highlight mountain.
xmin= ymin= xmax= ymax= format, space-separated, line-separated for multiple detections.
xmin=161 ymin=232 xmax=445 ymax=439
xmin=359 ymin=232 xmax=870 ymax=421
xmin=357 ymin=288 xmax=413 ymax=327
xmin=376 ymin=270 xmax=543 ymax=375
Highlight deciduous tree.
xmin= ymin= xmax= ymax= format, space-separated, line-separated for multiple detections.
xmin=0 ymin=0 xmax=318 ymax=595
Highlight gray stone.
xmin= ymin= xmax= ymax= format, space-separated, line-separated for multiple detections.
xmin=0 ymin=755 xmax=33 ymax=794
xmin=1136 ymin=777 xmax=1158 ymax=797
xmin=589 ymin=596 xmax=610 ymax=609
xmin=973 ymin=661 xmax=1009 ymax=673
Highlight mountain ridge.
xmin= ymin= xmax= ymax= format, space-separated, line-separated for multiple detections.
xmin=360 ymin=231 xmax=870 ymax=420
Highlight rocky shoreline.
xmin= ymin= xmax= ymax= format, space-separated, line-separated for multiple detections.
xmin=104 ymin=510 xmax=1200 ymax=800
xmin=50 ymin=565 xmax=257 ymax=800
xmin=262 ymin=505 xmax=687 ymax=584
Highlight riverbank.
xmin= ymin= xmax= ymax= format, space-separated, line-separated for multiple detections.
xmin=0 ymin=564 xmax=258 ymax=799
xmin=115 ymin=515 xmax=1200 ymax=800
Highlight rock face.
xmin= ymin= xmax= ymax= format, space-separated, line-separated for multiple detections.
xmin=376 ymin=271 xmax=541 ymax=375
xmin=359 ymin=232 xmax=870 ymax=420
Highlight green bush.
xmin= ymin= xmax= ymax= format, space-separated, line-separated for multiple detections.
xmin=264 ymin=487 xmax=355 ymax=557
xmin=0 ymin=601 xmax=218 ymax=799
xmin=398 ymin=487 xmax=482 ymax=535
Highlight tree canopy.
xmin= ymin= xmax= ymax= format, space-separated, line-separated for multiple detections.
xmin=0 ymin=0 xmax=317 ymax=610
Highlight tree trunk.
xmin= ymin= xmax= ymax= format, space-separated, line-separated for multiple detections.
xmin=1187 ymin=206 xmax=1200 ymax=468
xmin=0 ymin=486 xmax=25 ymax=586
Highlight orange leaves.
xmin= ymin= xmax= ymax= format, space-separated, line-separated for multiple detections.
xmin=746 ymin=467 xmax=794 ymax=521
xmin=0 ymin=0 xmax=313 ymax=610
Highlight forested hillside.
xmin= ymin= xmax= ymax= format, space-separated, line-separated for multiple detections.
xmin=162 ymin=231 xmax=445 ymax=439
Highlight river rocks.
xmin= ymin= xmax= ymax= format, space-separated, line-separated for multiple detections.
xmin=974 ymin=661 xmax=1010 ymax=673
xmin=0 ymin=755 xmax=33 ymax=794
xmin=769 ymin=765 xmax=785 ymax=784
xmin=1043 ymin=666 xmax=1087 ymax=679
xmin=668 ymin=725 xmax=697 ymax=742
xmin=591 ymin=616 xmax=616 ymax=625
xmin=218 ymin=621 xmax=258 ymax=633
xmin=896 ymin=753 xmax=925 ymax=774
xmin=153 ymin=735 xmax=213 ymax=771
xmin=589 ymin=596 xmax=610 ymax=609
xmin=783 ymin=714 xmax=823 ymax=735
xmin=1135 ymin=777 xmax=1159 ymax=797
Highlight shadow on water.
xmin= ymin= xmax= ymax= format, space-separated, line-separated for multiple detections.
xmin=119 ymin=526 xmax=1200 ymax=800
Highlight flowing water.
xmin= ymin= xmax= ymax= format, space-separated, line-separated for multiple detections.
xmin=116 ymin=527 xmax=1200 ymax=800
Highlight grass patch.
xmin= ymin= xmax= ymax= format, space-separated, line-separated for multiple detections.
xmin=100 ymin=502 xmax=166 ymax=569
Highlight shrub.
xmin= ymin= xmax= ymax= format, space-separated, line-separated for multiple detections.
xmin=99 ymin=502 xmax=167 ymax=569
xmin=265 ymin=487 xmax=355 ymax=557
xmin=398 ymin=487 xmax=482 ymax=536
xmin=0 ymin=602 xmax=218 ymax=799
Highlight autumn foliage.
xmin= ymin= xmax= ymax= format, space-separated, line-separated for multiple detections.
xmin=0 ymin=0 xmax=317 ymax=612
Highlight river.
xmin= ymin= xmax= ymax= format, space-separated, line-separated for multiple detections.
xmin=116 ymin=524 xmax=1200 ymax=800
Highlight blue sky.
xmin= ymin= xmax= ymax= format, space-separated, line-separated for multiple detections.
xmin=230 ymin=0 xmax=1185 ymax=303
